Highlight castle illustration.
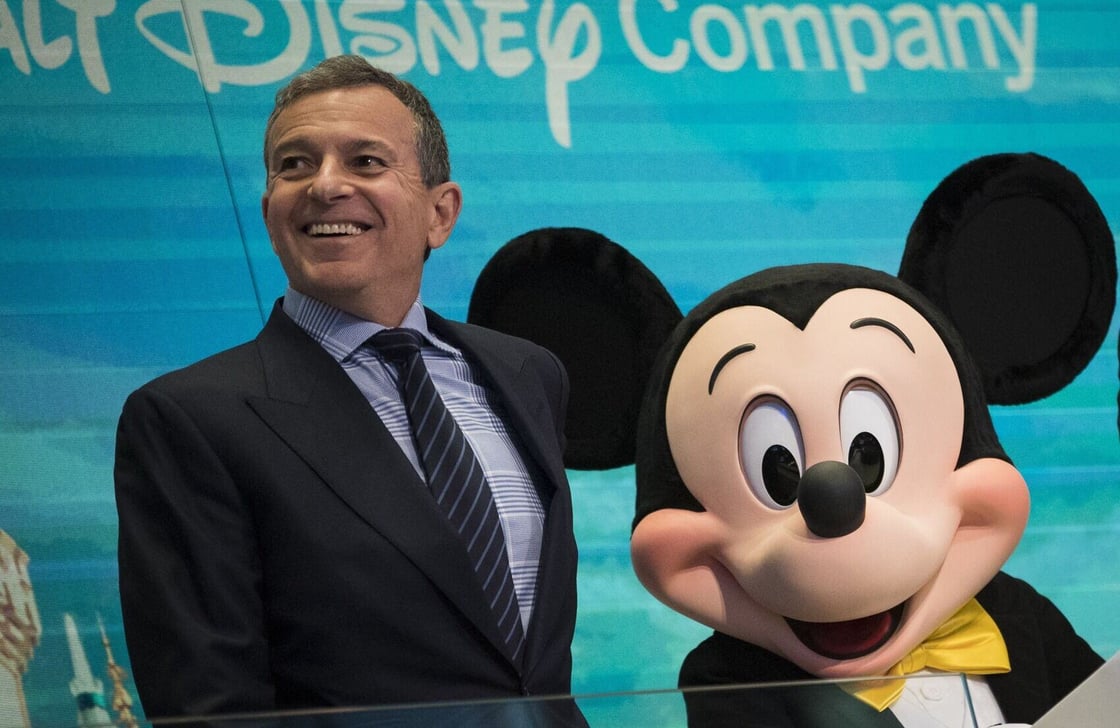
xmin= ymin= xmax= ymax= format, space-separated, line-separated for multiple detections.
xmin=1 ymin=530 xmax=138 ymax=728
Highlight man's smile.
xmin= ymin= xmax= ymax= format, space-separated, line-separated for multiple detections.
xmin=304 ymin=222 xmax=370 ymax=236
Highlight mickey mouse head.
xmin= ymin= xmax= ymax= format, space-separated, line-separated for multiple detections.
xmin=468 ymin=152 xmax=1113 ymax=682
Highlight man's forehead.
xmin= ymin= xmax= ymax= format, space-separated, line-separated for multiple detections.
xmin=268 ymin=89 xmax=416 ymax=159
xmin=272 ymin=87 xmax=411 ymax=135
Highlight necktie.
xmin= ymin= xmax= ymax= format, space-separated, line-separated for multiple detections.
xmin=370 ymin=328 xmax=525 ymax=665
xmin=845 ymin=598 xmax=1011 ymax=711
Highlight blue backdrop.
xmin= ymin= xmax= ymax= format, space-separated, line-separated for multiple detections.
xmin=2 ymin=1 xmax=1117 ymax=725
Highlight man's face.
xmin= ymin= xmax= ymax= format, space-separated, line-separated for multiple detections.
xmin=261 ymin=85 xmax=460 ymax=323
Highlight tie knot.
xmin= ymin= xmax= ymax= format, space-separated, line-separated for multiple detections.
xmin=369 ymin=328 xmax=425 ymax=365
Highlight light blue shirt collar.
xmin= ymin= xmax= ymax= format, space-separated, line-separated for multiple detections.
xmin=281 ymin=287 xmax=454 ymax=363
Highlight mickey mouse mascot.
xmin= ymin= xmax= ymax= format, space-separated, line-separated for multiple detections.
xmin=469 ymin=152 xmax=1114 ymax=726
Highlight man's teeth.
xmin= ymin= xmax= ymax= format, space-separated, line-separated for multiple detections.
xmin=306 ymin=223 xmax=367 ymax=236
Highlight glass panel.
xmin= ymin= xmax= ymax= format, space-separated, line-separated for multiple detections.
xmin=132 ymin=675 xmax=980 ymax=728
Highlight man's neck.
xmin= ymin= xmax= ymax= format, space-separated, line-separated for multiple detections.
xmin=305 ymin=288 xmax=420 ymax=327
xmin=285 ymin=287 xmax=423 ymax=329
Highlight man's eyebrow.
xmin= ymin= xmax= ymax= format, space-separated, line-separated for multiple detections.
xmin=270 ymin=135 xmax=311 ymax=156
xmin=267 ymin=138 xmax=311 ymax=171
xmin=271 ymin=136 xmax=389 ymax=158
xmin=850 ymin=317 xmax=915 ymax=353
xmin=340 ymin=137 xmax=391 ymax=155
xmin=708 ymin=343 xmax=756 ymax=395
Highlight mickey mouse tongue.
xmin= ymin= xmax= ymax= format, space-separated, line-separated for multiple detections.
xmin=786 ymin=603 xmax=905 ymax=660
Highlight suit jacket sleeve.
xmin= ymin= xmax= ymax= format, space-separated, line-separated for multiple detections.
xmin=115 ymin=375 xmax=275 ymax=718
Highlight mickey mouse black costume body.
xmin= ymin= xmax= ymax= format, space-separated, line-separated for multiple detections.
xmin=468 ymin=153 xmax=1114 ymax=726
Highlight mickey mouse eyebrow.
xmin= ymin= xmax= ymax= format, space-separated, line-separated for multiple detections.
xmin=850 ymin=317 xmax=915 ymax=353
xmin=708 ymin=343 xmax=756 ymax=394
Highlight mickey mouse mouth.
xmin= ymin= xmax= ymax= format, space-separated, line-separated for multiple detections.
xmin=785 ymin=602 xmax=906 ymax=660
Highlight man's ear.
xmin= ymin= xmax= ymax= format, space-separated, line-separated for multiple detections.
xmin=261 ymin=192 xmax=279 ymax=254
xmin=899 ymin=152 xmax=1115 ymax=405
xmin=426 ymin=182 xmax=462 ymax=251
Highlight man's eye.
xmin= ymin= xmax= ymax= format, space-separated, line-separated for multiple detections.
xmin=353 ymin=155 xmax=384 ymax=169
xmin=276 ymin=157 xmax=308 ymax=173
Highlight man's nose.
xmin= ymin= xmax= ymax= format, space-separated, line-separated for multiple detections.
xmin=307 ymin=159 xmax=354 ymax=202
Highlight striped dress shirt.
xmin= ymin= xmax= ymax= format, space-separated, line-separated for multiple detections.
xmin=282 ymin=289 xmax=546 ymax=629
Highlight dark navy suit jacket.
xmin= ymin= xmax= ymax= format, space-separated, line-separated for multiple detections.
xmin=115 ymin=302 xmax=582 ymax=722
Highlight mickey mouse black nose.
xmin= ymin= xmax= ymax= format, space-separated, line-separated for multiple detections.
xmin=798 ymin=461 xmax=866 ymax=538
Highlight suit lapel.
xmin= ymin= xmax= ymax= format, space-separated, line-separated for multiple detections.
xmin=428 ymin=312 xmax=568 ymax=492
xmin=245 ymin=305 xmax=513 ymax=662
xmin=428 ymin=312 xmax=577 ymax=675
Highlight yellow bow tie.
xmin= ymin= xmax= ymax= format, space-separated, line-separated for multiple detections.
xmin=844 ymin=598 xmax=1011 ymax=711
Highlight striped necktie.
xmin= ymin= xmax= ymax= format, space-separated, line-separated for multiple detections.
xmin=370 ymin=328 xmax=525 ymax=665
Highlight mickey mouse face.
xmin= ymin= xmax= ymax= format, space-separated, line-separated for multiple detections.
xmin=633 ymin=282 xmax=1030 ymax=677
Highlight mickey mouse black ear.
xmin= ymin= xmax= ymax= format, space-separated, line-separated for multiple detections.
xmin=899 ymin=153 xmax=1115 ymax=405
xmin=468 ymin=228 xmax=682 ymax=470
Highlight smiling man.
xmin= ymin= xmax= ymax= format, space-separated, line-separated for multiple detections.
xmin=260 ymin=67 xmax=459 ymax=327
xmin=114 ymin=55 xmax=583 ymax=724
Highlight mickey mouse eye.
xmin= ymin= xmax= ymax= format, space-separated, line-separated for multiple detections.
xmin=839 ymin=382 xmax=900 ymax=495
xmin=739 ymin=397 xmax=804 ymax=509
